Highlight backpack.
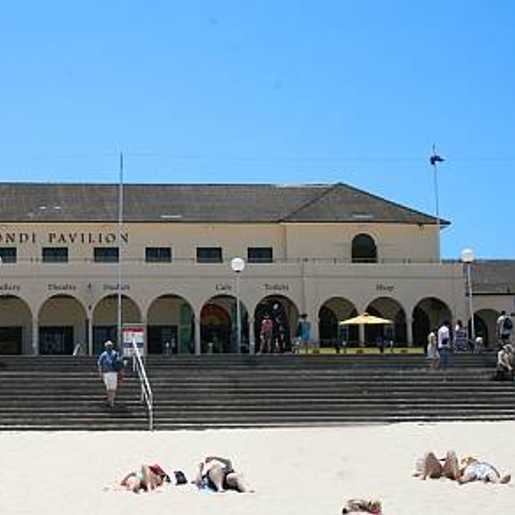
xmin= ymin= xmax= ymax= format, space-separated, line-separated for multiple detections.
xmin=112 ymin=356 xmax=123 ymax=372
xmin=503 ymin=317 xmax=513 ymax=332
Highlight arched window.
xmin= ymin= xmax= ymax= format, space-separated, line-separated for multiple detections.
xmin=351 ymin=233 xmax=377 ymax=263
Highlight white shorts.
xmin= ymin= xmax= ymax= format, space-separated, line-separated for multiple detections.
xmin=103 ymin=372 xmax=118 ymax=390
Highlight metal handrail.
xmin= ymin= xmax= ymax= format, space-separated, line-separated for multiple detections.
xmin=131 ymin=339 xmax=154 ymax=431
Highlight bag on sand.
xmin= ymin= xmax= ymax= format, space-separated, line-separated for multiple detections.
xmin=342 ymin=499 xmax=382 ymax=514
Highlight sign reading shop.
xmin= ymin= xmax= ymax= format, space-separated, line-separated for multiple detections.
xmin=0 ymin=231 xmax=129 ymax=245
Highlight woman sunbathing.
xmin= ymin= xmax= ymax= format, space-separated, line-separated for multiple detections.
xmin=414 ymin=450 xmax=460 ymax=480
xmin=120 ymin=464 xmax=171 ymax=493
xmin=458 ymin=457 xmax=511 ymax=485
xmin=193 ymin=456 xmax=252 ymax=493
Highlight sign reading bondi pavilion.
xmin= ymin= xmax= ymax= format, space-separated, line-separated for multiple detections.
xmin=0 ymin=231 xmax=129 ymax=245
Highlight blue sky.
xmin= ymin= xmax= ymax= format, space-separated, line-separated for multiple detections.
xmin=1 ymin=1 xmax=514 ymax=259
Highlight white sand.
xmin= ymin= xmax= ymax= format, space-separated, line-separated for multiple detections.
xmin=1 ymin=422 xmax=514 ymax=515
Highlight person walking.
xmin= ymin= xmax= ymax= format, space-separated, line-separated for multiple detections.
xmin=497 ymin=311 xmax=513 ymax=348
xmin=426 ymin=329 xmax=439 ymax=369
xmin=97 ymin=340 xmax=122 ymax=408
xmin=259 ymin=314 xmax=274 ymax=354
xmin=453 ymin=320 xmax=468 ymax=352
xmin=296 ymin=314 xmax=312 ymax=353
xmin=437 ymin=321 xmax=451 ymax=369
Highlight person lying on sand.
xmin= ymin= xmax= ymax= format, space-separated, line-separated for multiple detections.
xmin=192 ymin=456 xmax=252 ymax=493
xmin=341 ymin=498 xmax=382 ymax=514
xmin=458 ymin=457 xmax=511 ymax=485
xmin=414 ymin=450 xmax=460 ymax=480
xmin=120 ymin=464 xmax=171 ymax=493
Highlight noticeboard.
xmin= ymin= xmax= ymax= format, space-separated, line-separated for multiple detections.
xmin=122 ymin=324 xmax=145 ymax=358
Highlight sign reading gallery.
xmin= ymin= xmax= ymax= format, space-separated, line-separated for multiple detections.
xmin=0 ymin=232 xmax=129 ymax=245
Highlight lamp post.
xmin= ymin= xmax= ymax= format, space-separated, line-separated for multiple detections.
xmin=230 ymin=257 xmax=245 ymax=354
xmin=461 ymin=248 xmax=475 ymax=341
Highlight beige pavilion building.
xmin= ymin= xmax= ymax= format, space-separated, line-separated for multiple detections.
xmin=0 ymin=182 xmax=511 ymax=355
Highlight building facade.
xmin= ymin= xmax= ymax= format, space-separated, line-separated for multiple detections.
xmin=0 ymin=182 xmax=499 ymax=356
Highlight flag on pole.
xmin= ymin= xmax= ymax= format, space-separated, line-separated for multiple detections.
xmin=429 ymin=154 xmax=445 ymax=166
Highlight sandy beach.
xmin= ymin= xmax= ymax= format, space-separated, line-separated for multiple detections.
xmin=1 ymin=422 xmax=514 ymax=515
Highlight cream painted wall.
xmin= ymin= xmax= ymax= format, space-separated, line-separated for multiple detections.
xmin=284 ymin=223 xmax=439 ymax=262
xmin=3 ymin=223 xmax=286 ymax=263
xmin=1 ymin=221 xmax=438 ymax=263
xmin=0 ymin=221 xmax=481 ymax=354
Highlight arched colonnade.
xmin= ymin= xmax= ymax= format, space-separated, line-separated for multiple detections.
xmin=0 ymin=292 xmax=469 ymax=354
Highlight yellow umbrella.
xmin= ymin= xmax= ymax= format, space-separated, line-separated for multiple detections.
xmin=339 ymin=312 xmax=393 ymax=325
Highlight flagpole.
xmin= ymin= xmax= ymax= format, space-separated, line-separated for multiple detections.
xmin=430 ymin=144 xmax=444 ymax=264
xmin=117 ymin=152 xmax=124 ymax=351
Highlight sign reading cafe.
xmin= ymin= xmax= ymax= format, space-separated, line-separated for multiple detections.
xmin=0 ymin=232 xmax=129 ymax=245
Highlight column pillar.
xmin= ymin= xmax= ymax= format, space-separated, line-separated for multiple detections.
xmin=87 ymin=316 xmax=93 ymax=356
xmin=141 ymin=315 xmax=148 ymax=356
xmin=407 ymin=318 xmax=414 ymax=347
xmin=194 ymin=316 xmax=201 ymax=356
xmin=359 ymin=324 xmax=365 ymax=347
xmin=32 ymin=317 xmax=39 ymax=355
xmin=309 ymin=310 xmax=319 ymax=346
xmin=249 ymin=317 xmax=255 ymax=355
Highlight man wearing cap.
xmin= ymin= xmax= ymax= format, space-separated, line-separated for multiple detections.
xmin=97 ymin=340 xmax=121 ymax=408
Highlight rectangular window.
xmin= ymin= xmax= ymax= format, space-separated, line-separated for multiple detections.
xmin=196 ymin=247 xmax=223 ymax=263
xmin=94 ymin=247 xmax=119 ymax=263
xmin=247 ymin=247 xmax=273 ymax=263
xmin=42 ymin=247 xmax=68 ymax=263
xmin=145 ymin=247 xmax=172 ymax=263
xmin=0 ymin=247 xmax=17 ymax=264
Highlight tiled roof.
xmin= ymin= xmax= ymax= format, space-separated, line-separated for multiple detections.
xmin=0 ymin=182 xmax=447 ymax=225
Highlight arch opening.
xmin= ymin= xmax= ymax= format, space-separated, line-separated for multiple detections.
xmin=412 ymin=297 xmax=452 ymax=347
xmin=469 ymin=308 xmax=501 ymax=348
xmin=351 ymin=234 xmax=377 ymax=263
xmin=254 ymin=295 xmax=299 ymax=353
xmin=92 ymin=294 xmax=141 ymax=354
xmin=365 ymin=297 xmax=407 ymax=346
xmin=38 ymin=295 xmax=87 ymax=355
xmin=0 ymin=295 xmax=32 ymax=354
xmin=147 ymin=294 xmax=195 ymax=354
xmin=318 ymin=297 xmax=358 ymax=348
xmin=200 ymin=295 xmax=249 ymax=353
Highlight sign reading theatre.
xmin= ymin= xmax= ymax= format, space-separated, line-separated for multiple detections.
xmin=0 ymin=232 xmax=129 ymax=245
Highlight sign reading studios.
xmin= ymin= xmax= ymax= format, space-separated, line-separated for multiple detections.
xmin=0 ymin=231 xmax=129 ymax=245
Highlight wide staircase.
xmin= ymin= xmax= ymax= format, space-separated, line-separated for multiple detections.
xmin=0 ymin=354 xmax=513 ymax=430
xmin=0 ymin=356 xmax=148 ymax=430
